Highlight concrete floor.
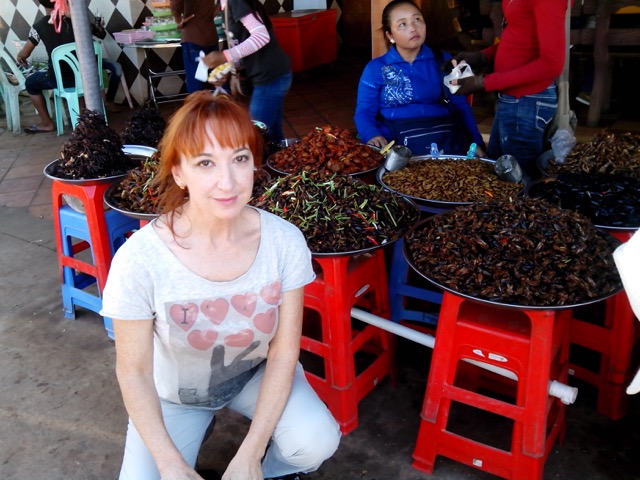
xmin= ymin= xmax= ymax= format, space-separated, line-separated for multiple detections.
xmin=2 ymin=204 xmax=640 ymax=480
xmin=2 ymin=50 xmax=640 ymax=480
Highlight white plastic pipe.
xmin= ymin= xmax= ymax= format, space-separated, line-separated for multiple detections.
xmin=350 ymin=307 xmax=578 ymax=405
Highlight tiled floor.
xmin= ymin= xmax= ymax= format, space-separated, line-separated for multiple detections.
xmin=0 ymin=48 xmax=638 ymax=221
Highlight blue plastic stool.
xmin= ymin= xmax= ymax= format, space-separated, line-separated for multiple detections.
xmin=58 ymin=205 xmax=139 ymax=339
xmin=389 ymin=201 xmax=448 ymax=328
xmin=388 ymin=239 xmax=443 ymax=327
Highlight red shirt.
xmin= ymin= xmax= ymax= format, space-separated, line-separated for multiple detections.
xmin=482 ymin=0 xmax=569 ymax=97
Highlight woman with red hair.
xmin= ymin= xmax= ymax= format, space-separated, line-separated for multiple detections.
xmin=101 ymin=92 xmax=340 ymax=480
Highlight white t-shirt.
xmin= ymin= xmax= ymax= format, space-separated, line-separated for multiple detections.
xmin=101 ymin=207 xmax=315 ymax=408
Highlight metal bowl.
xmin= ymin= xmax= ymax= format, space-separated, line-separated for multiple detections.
xmin=377 ymin=155 xmax=526 ymax=213
xmin=103 ymin=182 xmax=160 ymax=221
xmin=266 ymin=143 xmax=383 ymax=178
xmin=402 ymin=215 xmax=623 ymax=311
xmin=43 ymin=145 xmax=157 ymax=186
xmin=310 ymin=195 xmax=420 ymax=257
xmin=525 ymin=175 xmax=640 ymax=232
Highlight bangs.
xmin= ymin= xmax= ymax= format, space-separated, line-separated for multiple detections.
xmin=161 ymin=93 xmax=264 ymax=167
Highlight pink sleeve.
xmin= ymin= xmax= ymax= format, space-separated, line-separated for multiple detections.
xmin=224 ymin=13 xmax=270 ymax=63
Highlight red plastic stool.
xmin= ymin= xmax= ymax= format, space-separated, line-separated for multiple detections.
xmin=51 ymin=180 xmax=138 ymax=338
xmin=568 ymin=230 xmax=639 ymax=420
xmin=52 ymin=180 xmax=116 ymax=291
xmin=302 ymin=249 xmax=395 ymax=434
xmin=412 ymin=291 xmax=571 ymax=480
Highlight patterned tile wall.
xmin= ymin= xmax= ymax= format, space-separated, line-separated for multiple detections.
xmin=0 ymin=0 xmax=345 ymax=106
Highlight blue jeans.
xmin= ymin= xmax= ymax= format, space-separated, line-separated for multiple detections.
xmin=487 ymin=83 xmax=557 ymax=179
xmin=181 ymin=41 xmax=218 ymax=93
xmin=102 ymin=58 xmax=122 ymax=102
xmin=250 ymin=72 xmax=292 ymax=143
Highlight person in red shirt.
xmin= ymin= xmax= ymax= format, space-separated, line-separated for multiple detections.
xmin=447 ymin=0 xmax=568 ymax=179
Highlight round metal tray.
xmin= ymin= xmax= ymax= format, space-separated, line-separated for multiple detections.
xmin=266 ymin=143 xmax=383 ymax=177
xmin=103 ymin=182 xmax=160 ymax=221
xmin=402 ymin=216 xmax=623 ymax=311
xmin=43 ymin=145 xmax=157 ymax=186
xmin=377 ymin=155 xmax=526 ymax=211
xmin=525 ymin=175 xmax=640 ymax=232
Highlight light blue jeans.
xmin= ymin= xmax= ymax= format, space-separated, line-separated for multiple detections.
xmin=118 ymin=362 xmax=341 ymax=479
xmin=487 ymin=83 xmax=557 ymax=178
xmin=250 ymin=72 xmax=292 ymax=143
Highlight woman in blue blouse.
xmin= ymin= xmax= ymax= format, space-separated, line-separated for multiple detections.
xmin=355 ymin=0 xmax=485 ymax=156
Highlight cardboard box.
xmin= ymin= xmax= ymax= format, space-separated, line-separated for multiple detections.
xmin=270 ymin=9 xmax=337 ymax=73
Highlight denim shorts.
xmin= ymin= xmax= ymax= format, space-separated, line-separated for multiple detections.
xmin=25 ymin=71 xmax=56 ymax=95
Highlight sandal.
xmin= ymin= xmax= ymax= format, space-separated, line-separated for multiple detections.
xmin=24 ymin=125 xmax=54 ymax=134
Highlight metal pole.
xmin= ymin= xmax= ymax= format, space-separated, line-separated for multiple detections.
xmin=350 ymin=307 xmax=579 ymax=405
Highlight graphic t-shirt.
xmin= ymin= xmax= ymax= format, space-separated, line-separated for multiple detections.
xmin=101 ymin=208 xmax=314 ymax=408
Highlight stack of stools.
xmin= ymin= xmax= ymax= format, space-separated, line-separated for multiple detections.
xmin=569 ymin=230 xmax=639 ymax=419
xmin=301 ymin=249 xmax=394 ymax=434
xmin=412 ymin=291 xmax=572 ymax=479
xmin=51 ymin=180 xmax=139 ymax=339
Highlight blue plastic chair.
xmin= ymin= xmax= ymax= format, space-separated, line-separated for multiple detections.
xmin=50 ymin=41 xmax=106 ymax=135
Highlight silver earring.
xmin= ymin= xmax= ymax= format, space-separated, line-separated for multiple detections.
xmin=390 ymin=38 xmax=395 ymax=44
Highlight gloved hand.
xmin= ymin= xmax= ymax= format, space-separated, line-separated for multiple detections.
xmin=442 ymin=51 xmax=488 ymax=73
xmin=452 ymin=74 xmax=485 ymax=96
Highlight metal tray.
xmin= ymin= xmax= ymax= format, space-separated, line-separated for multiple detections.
xmin=103 ymin=182 xmax=160 ymax=221
xmin=266 ymin=143 xmax=383 ymax=178
xmin=308 ymin=196 xmax=420 ymax=257
xmin=377 ymin=155 xmax=525 ymax=211
xmin=525 ymin=175 xmax=640 ymax=232
xmin=402 ymin=215 xmax=623 ymax=311
xmin=43 ymin=145 xmax=157 ymax=186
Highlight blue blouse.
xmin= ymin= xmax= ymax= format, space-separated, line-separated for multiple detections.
xmin=354 ymin=44 xmax=483 ymax=146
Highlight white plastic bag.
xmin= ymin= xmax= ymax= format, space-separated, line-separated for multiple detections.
xmin=194 ymin=51 xmax=209 ymax=82
xmin=550 ymin=129 xmax=576 ymax=164
xmin=443 ymin=61 xmax=474 ymax=94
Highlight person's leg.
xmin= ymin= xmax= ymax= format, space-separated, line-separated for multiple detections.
xmin=25 ymin=71 xmax=55 ymax=131
xmin=119 ymin=400 xmax=215 ymax=480
xmin=102 ymin=58 xmax=122 ymax=102
xmin=249 ymin=72 xmax=292 ymax=143
xmin=227 ymin=362 xmax=341 ymax=478
xmin=181 ymin=42 xmax=218 ymax=93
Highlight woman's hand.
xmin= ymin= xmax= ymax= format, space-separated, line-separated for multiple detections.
xmin=203 ymin=51 xmax=228 ymax=69
xmin=159 ymin=464 xmax=204 ymax=480
xmin=452 ymin=75 xmax=485 ymax=96
xmin=367 ymin=136 xmax=388 ymax=148
xmin=221 ymin=455 xmax=263 ymax=480
xmin=208 ymin=71 xmax=230 ymax=88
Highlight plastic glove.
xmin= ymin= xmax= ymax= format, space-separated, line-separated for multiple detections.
xmin=442 ymin=51 xmax=488 ymax=73
xmin=452 ymin=74 xmax=485 ymax=96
